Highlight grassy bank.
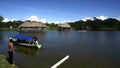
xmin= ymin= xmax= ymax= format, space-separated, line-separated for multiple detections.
xmin=0 ymin=53 xmax=18 ymax=68
xmin=0 ymin=28 xmax=18 ymax=31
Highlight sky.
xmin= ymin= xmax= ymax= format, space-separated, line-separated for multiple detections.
xmin=0 ymin=0 xmax=120 ymax=23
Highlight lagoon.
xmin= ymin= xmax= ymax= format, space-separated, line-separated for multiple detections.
xmin=0 ymin=30 xmax=120 ymax=68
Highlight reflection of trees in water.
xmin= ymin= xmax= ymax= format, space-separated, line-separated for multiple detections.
xmin=58 ymin=31 xmax=70 ymax=40
xmin=15 ymin=45 xmax=41 ymax=57
xmin=0 ymin=35 xmax=3 ymax=41
xmin=0 ymin=31 xmax=3 ymax=40
xmin=0 ymin=31 xmax=19 ymax=41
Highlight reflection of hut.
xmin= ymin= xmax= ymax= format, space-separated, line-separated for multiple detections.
xmin=58 ymin=23 xmax=71 ymax=31
xmin=18 ymin=21 xmax=46 ymax=32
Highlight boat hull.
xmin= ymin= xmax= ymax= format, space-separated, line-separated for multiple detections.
xmin=13 ymin=41 xmax=41 ymax=49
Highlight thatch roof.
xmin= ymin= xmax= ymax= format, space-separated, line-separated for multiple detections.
xmin=18 ymin=22 xmax=46 ymax=28
xmin=58 ymin=23 xmax=71 ymax=28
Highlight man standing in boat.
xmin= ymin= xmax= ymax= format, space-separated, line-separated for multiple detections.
xmin=33 ymin=37 xmax=41 ymax=48
xmin=35 ymin=37 xmax=38 ymax=46
xmin=8 ymin=39 xmax=14 ymax=66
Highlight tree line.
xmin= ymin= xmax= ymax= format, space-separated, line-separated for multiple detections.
xmin=69 ymin=17 xmax=120 ymax=30
xmin=0 ymin=15 xmax=120 ymax=30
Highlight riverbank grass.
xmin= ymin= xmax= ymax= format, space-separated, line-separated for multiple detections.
xmin=0 ymin=54 xmax=18 ymax=68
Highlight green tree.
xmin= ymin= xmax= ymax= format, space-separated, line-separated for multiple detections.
xmin=46 ymin=23 xmax=58 ymax=29
xmin=0 ymin=15 xmax=4 ymax=22
xmin=93 ymin=17 xmax=102 ymax=29
xmin=104 ymin=18 xmax=119 ymax=27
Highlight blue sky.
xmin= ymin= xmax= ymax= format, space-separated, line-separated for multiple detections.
xmin=0 ymin=0 xmax=120 ymax=23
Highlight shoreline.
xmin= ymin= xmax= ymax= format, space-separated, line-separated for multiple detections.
xmin=0 ymin=53 xmax=18 ymax=68
xmin=0 ymin=28 xmax=120 ymax=31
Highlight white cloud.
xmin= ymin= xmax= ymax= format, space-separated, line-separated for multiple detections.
xmin=82 ymin=16 xmax=93 ymax=21
xmin=27 ymin=16 xmax=40 ymax=21
xmin=63 ymin=20 xmax=71 ymax=23
xmin=26 ymin=16 xmax=47 ymax=23
xmin=115 ymin=17 xmax=120 ymax=21
xmin=40 ymin=19 xmax=47 ymax=23
xmin=3 ymin=18 xmax=9 ymax=22
xmin=81 ymin=16 xmax=108 ymax=21
xmin=96 ymin=16 xmax=108 ymax=20
xmin=53 ymin=22 xmax=60 ymax=24
xmin=3 ymin=18 xmax=15 ymax=22
xmin=52 ymin=20 xmax=72 ymax=24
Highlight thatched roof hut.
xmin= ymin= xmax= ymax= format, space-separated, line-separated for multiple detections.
xmin=58 ymin=23 xmax=71 ymax=28
xmin=18 ymin=21 xmax=46 ymax=32
xmin=18 ymin=21 xmax=46 ymax=28
xmin=58 ymin=23 xmax=71 ymax=31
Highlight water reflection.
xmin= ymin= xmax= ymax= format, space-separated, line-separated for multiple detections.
xmin=0 ymin=31 xmax=3 ymax=40
xmin=14 ymin=44 xmax=41 ymax=57
xmin=1 ymin=31 xmax=120 ymax=68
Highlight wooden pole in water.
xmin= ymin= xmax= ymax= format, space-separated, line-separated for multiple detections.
xmin=51 ymin=55 xmax=69 ymax=68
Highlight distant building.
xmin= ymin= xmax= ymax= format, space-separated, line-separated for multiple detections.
xmin=18 ymin=21 xmax=46 ymax=32
xmin=58 ymin=23 xmax=71 ymax=31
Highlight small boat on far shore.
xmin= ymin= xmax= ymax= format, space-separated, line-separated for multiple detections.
xmin=9 ymin=35 xmax=42 ymax=49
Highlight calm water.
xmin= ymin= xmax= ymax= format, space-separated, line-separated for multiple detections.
xmin=0 ymin=30 xmax=120 ymax=68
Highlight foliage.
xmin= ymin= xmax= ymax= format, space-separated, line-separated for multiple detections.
xmin=0 ymin=15 xmax=4 ymax=23
xmin=0 ymin=15 xmax=120 ymax=30
xmin=46 ymin=23 xmax=58 ymax=30
xmin=0 ymin=21 xmax=23 ymax=28
xmin=69 ymin=18 xmax=120 ymax=30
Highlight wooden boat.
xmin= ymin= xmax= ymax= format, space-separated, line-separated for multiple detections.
xmin=9 ymin=35 xmax=41 ymax=49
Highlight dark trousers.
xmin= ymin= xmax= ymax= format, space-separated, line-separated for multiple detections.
xmin=8 ymin=51 xmax=13 ymax=64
